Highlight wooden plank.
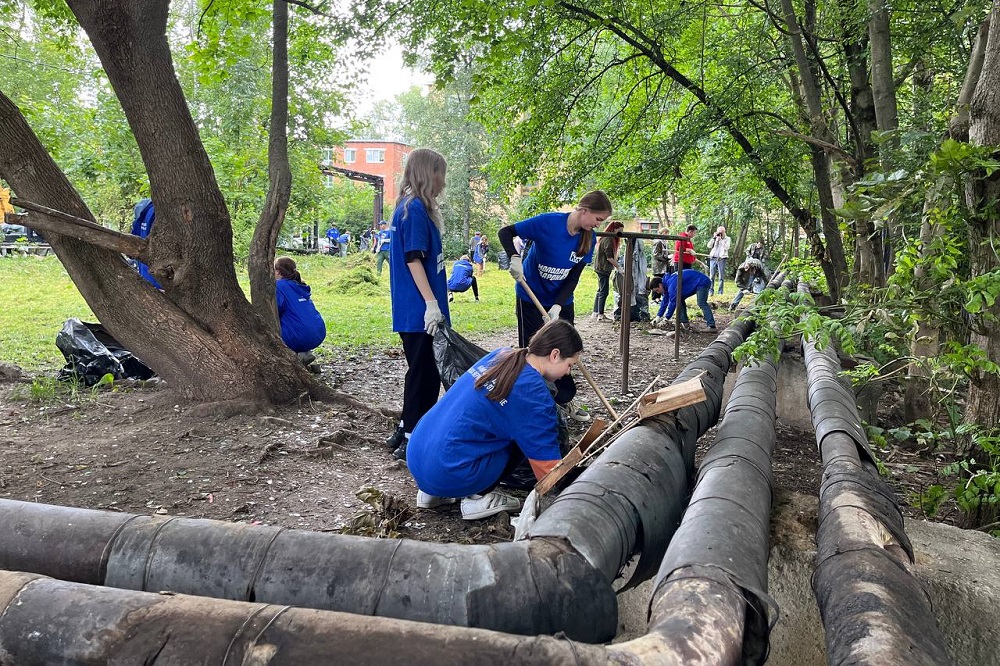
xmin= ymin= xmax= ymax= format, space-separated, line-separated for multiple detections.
xmin=534 ymin=418 xmax=607 ymax=496
xmin=637 ymin=376 xmax=706 ymax=420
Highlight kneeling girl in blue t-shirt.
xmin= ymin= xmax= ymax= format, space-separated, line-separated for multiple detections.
xmin=407 ymin=319 xmax=583 ymax=520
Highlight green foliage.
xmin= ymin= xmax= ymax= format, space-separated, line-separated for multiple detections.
xmin=923 ymin=426 xmax=1000 ymax=536
xmin=732 ymin=289 xmax=855 ymax=365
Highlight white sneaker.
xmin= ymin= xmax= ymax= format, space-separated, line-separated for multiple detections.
xmin=461 ymin=491 xmax=520 ymax=520
xmin=416 ymin=490 xmax=456 ymax=509
xmin=567 ymin=400 xmax=591 ymax=423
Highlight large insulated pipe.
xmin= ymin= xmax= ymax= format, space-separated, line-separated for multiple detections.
xmin=0 ymin=321 xmax=753 ymax=643
xmin=0 ymin=571 xmax=609 ymax=666
xmin=802 ymin=334 xmax=952 ymax=665
xmin=627 ymin=359 xmax=779 ymax=666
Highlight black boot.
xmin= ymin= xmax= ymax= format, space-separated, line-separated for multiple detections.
xmin=385 ymin=426 xmax=405 ymax=450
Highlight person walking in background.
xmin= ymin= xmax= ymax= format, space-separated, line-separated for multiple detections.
xmin=673 ymin=224 xmax=705 ymax=271
xmin=475 ymin=236 xmax=489 ymax=276
xmin=326 ymin=224 xmax=340 ymax=256
xmin=407 ymin=320 xmax=582 ymax=520
xmin=385 ymin=148 xmax=450 ymax=461
xmin=498 ymin=190 xmax=612 ymax=423
xmin=448 ymin=255 xmax=480 ymax=302
xmin=592 ymin=221 xmax=624 ymax=321
xmin=707 ymin=225 xmax=731 ymax=295
xmin=653 ymin=269 xmax=716 ymax=332
xmin=273 ymin=257 xmax=327 ymax=368
xmin=374 ymin=220 xmax=391 ymax=276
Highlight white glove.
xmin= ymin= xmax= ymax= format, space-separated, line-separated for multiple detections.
xmin=424 ymin=299 xmax=445 ymax=336
xmin=615 ymin=265 xmax=625 ymax=276
xmin=508 ymin=255 xmax=524 ymax=281
xmin=547 ymin=304 xmax=562 ymax=321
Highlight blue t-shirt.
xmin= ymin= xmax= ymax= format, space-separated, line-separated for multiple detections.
xmin=377 ymin=229 xmax=391 ymax=251
xmin=389 ymin=196 xmax=450 ymax=333
xmin=472 ymin=235 xmax=485 ymax=263
xmin=338 ymin=233 xmax=349 ymax=245
xmin=448 ymin=259 xmax=475 ymax=292
xmin=326 ymin=227 xmax=339 ymax=241
xmin=512 ymin=212 xmax=595 ymax=307
xmin=276 ymin=279 xmax=327 ymax=353
xmin=658 ymin=269 xmax=712 ymax=319
xmin=407 ymin=349 xmax=562 ymax=497
xmin=130 ymin=199 xmax=162 ymax=289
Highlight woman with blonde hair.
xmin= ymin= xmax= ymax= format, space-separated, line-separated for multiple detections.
xmin=385 ymin=148 xmax=450 ymax=460
xmin=498 ymin=190 xmax=612 ymax=422
xmin=407 ymin=319 xmax=583 ymax=520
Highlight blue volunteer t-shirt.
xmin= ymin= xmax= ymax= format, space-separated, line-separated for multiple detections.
xmin=377 ymin=229 xmax=391 ymax=251
xmin=448 ymin=259 xmax=475 ymax=292
xmin=275 ymin=279 xmax=327 ymax=353
xmin=407 ymin=349 xmax=562 ymax=498
xmin=658 ymin=269 xmax=713 ymax=319
xmin=389 ymin=196 xmax=450 ymax=333
xmin=512 ymin=212 xmax=596 ymax=307
xmin=326 ymin=227 xmax=339 ymax=241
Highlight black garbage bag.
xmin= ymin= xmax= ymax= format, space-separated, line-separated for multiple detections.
xmin=56 ymin=318 xmax=155 ymax=386
xmin=432 ymin=325 xmax=487 ymax=390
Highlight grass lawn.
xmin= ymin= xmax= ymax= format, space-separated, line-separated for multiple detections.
xmin=0 ymin=253 xmax=601 ymax=371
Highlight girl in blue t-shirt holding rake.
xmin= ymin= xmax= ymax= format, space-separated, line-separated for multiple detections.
xmin=408 ymin=319 xmax=583 ymax=520
xmin=385 ymin=148 xmax=450 ymax=460
xmin=498 ymin=190 xmax=612 ymax=421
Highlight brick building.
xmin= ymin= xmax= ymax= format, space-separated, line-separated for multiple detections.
xmin=322 ymin=140 xmax=412 ymax=209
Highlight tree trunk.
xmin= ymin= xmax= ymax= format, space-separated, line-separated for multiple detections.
xmin=248 ymin=0 xmax=292 ymax=328
xmin=843 ymin=22 xmax=884 ymax=288
xmin=0 ymin=0 xmax=328 ymax=406
xmin=779 ymin=0 xmax=849 ymax=298
xmin=868 ymin=0 xmax=899 ymax=277
xmin=964 ymin=2 xmax=1000 ymax=431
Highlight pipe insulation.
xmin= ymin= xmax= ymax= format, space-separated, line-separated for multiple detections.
xmin=802 ymin=334 xmax=952 ymax=665
xmin=642 ymin=359 xmax=780 ymax=665
xmin=0 ymin=321 xmax=753 ymax=643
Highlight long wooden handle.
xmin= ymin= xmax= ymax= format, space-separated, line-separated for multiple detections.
xmin=516 ymin=277 xmax=620 ymax=420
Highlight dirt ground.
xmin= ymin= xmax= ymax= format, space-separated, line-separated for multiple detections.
xmin=0 ymin=307 xmax=946 ymax=546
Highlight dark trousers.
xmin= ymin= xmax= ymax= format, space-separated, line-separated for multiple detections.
xmin=515 ymin=298 xmax=576 ymax=404
xmin=478 ymin=445 xmax=527 ymax=495
xmin=450 ymin=277 xmax=479 ymax=300
xmin=593 ymin=271 xmax=611 ymax=314
xmin=399 ymin=331 xmax=441 ymax=435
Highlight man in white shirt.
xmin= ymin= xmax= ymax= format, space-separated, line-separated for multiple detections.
xmin=707 ymin=225 xmax=731 ymax=295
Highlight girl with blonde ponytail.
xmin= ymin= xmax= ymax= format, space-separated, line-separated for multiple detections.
xmin=406 ymin=320 xmax=584 ymax=521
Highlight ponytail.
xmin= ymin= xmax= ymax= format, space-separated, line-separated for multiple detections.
xmin=474 ymin=320 xmax=583 ymax=402
xmin=576 ymin=190 xmax=613 ymax=255
xmin=274 ymin=256 xmax=305 ymax=285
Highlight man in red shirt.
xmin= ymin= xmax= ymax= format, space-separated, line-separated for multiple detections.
xmin=674 ymin=224 xmax=704 ymax=270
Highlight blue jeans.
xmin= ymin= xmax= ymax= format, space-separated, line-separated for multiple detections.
xmin=678 ymin=285 xmax=716 ymax=327
xmin=709 ymin=258 xmax=727 ymax=294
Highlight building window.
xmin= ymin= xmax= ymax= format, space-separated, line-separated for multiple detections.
xmin=344 ymin=148 xmax=356 ymax=164
xmin=366 ymin=148 xmax=385 ymax=163
xmin=640 ymin=220 xmax=659 ymax=232
xmin=322 ymin=173 xmax=335 ymax=188
xmin=321 ymin=147 xmax=333 ymax=166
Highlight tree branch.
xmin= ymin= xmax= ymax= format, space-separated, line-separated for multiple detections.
xmin=774 ymin=129 xmax=860 ymax=167
xmin=11 ymin=197 xmax=148 ymax=258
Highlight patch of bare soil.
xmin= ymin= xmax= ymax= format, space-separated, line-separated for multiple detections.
xmin=0 ymin=308 xmax=943 ymax=546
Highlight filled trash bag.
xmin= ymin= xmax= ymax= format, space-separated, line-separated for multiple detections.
xmin=432 ymin=325 xmax=487 ymax=390
xmin=56 ymin=318 xmax=155 ymax=386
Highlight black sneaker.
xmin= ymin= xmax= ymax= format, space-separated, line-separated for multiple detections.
xmin=385 ymin=426 xmax=405 ymax=450
xmin=392 ymin=440 xmax=407 ymax=461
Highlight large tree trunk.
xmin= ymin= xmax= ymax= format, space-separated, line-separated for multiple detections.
xmin=964 ymin=2 xmax=1000 ymax=430
xmin=868 ymin=0 xmax=899 ymax=277
xmin=248 ymin=0 xmax=292 ymax=327
xmin=0 ymin=0 xmax=326 ymax=406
